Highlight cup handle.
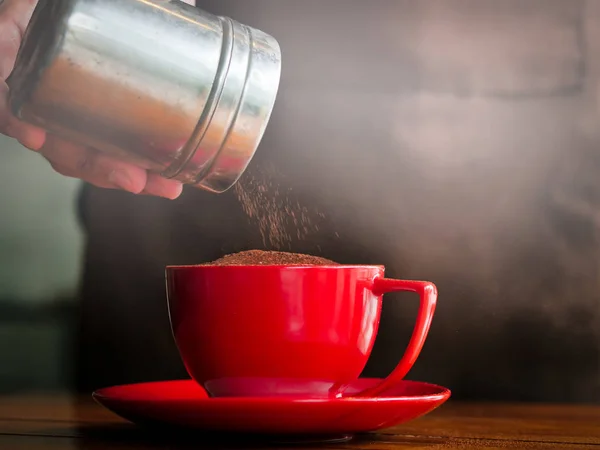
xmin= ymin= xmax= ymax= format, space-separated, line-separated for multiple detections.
xmin=340 ymin=278 xmax=437 ymax=398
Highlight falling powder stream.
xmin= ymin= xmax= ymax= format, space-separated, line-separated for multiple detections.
xmin=234 ymin=163 xmax=327 ymax=250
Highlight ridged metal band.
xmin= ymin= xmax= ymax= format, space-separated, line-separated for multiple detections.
xmin=159 ymin=16 xmax=235 ymax=182
xmin=166 ymin=18 xmax=281 ymax=193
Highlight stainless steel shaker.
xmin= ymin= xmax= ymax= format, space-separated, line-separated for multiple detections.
xmin=7 ymin=0 xmax=281 ymax=193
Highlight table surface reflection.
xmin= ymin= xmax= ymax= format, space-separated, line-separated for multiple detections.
xmin=0 ymin=393 xmax=599 ymax=449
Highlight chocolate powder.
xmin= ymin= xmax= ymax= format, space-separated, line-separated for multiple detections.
xmin=206 ymin=250 xmax=338 ymax=266
xmin=234 ymin=163 xmax=326 ymax=250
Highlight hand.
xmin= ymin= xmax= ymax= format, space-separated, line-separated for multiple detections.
xmin=0 ymin=0 xmax=183 ymax=199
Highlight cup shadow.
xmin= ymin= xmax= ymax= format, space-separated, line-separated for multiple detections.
xmin=71 ymin=422 xmax=357 ymax=448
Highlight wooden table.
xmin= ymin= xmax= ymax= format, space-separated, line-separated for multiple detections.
xmin=0 ymin=394 xmax=599 ymax=449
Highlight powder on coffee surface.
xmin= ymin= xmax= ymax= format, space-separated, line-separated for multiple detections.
xmin=206 ymin=250 xmax=338 ymax=266
xmin=234 ymin=162 xmax=327 ymax=250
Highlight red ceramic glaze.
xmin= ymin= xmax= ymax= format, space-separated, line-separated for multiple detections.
xmin=93 ymin=378 xmax=451 ymax=437
xmin=165 ymin=265 xmax=437 ymax=398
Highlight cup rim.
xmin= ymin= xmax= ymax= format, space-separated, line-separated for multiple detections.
xmin=165 ymin=264 xmax=386 ymax=270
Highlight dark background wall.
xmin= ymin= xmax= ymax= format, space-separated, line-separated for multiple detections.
xmin=2 ymin=0 xmax=600 ymax=403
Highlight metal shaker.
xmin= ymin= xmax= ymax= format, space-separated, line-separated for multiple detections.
xmin=7 ymin=0 xmax=281 ymax=193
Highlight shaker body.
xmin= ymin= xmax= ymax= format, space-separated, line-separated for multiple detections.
xmin=8 ymin=0 xmax=281 ymax=193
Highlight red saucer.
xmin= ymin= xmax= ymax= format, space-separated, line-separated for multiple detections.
xmin=93 ymin=378 xmax=450 ymax=440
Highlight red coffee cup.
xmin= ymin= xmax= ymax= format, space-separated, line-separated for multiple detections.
xmin=165 ymin=264 xmax=437 ymax=398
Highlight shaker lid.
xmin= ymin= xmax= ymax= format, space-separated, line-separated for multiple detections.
xmin=162 ymin=17 xmax=281 ymax=193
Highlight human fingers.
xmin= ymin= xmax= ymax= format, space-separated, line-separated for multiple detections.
xmin=41 ymin=135 xmax=183 ymax=199
xmin=143 ymin=173 xmax=184 ymax=200
xmin=41 ymin=135 xmax=147 ymax=193
xmin=0 ymin=80 xmax=46 ymax=149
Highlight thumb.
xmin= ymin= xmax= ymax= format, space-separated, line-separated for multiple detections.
xmin=0 ymin=0 xmax=38 ymax=79
xmin=0 ymin=0 xmax=37 ymax=32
